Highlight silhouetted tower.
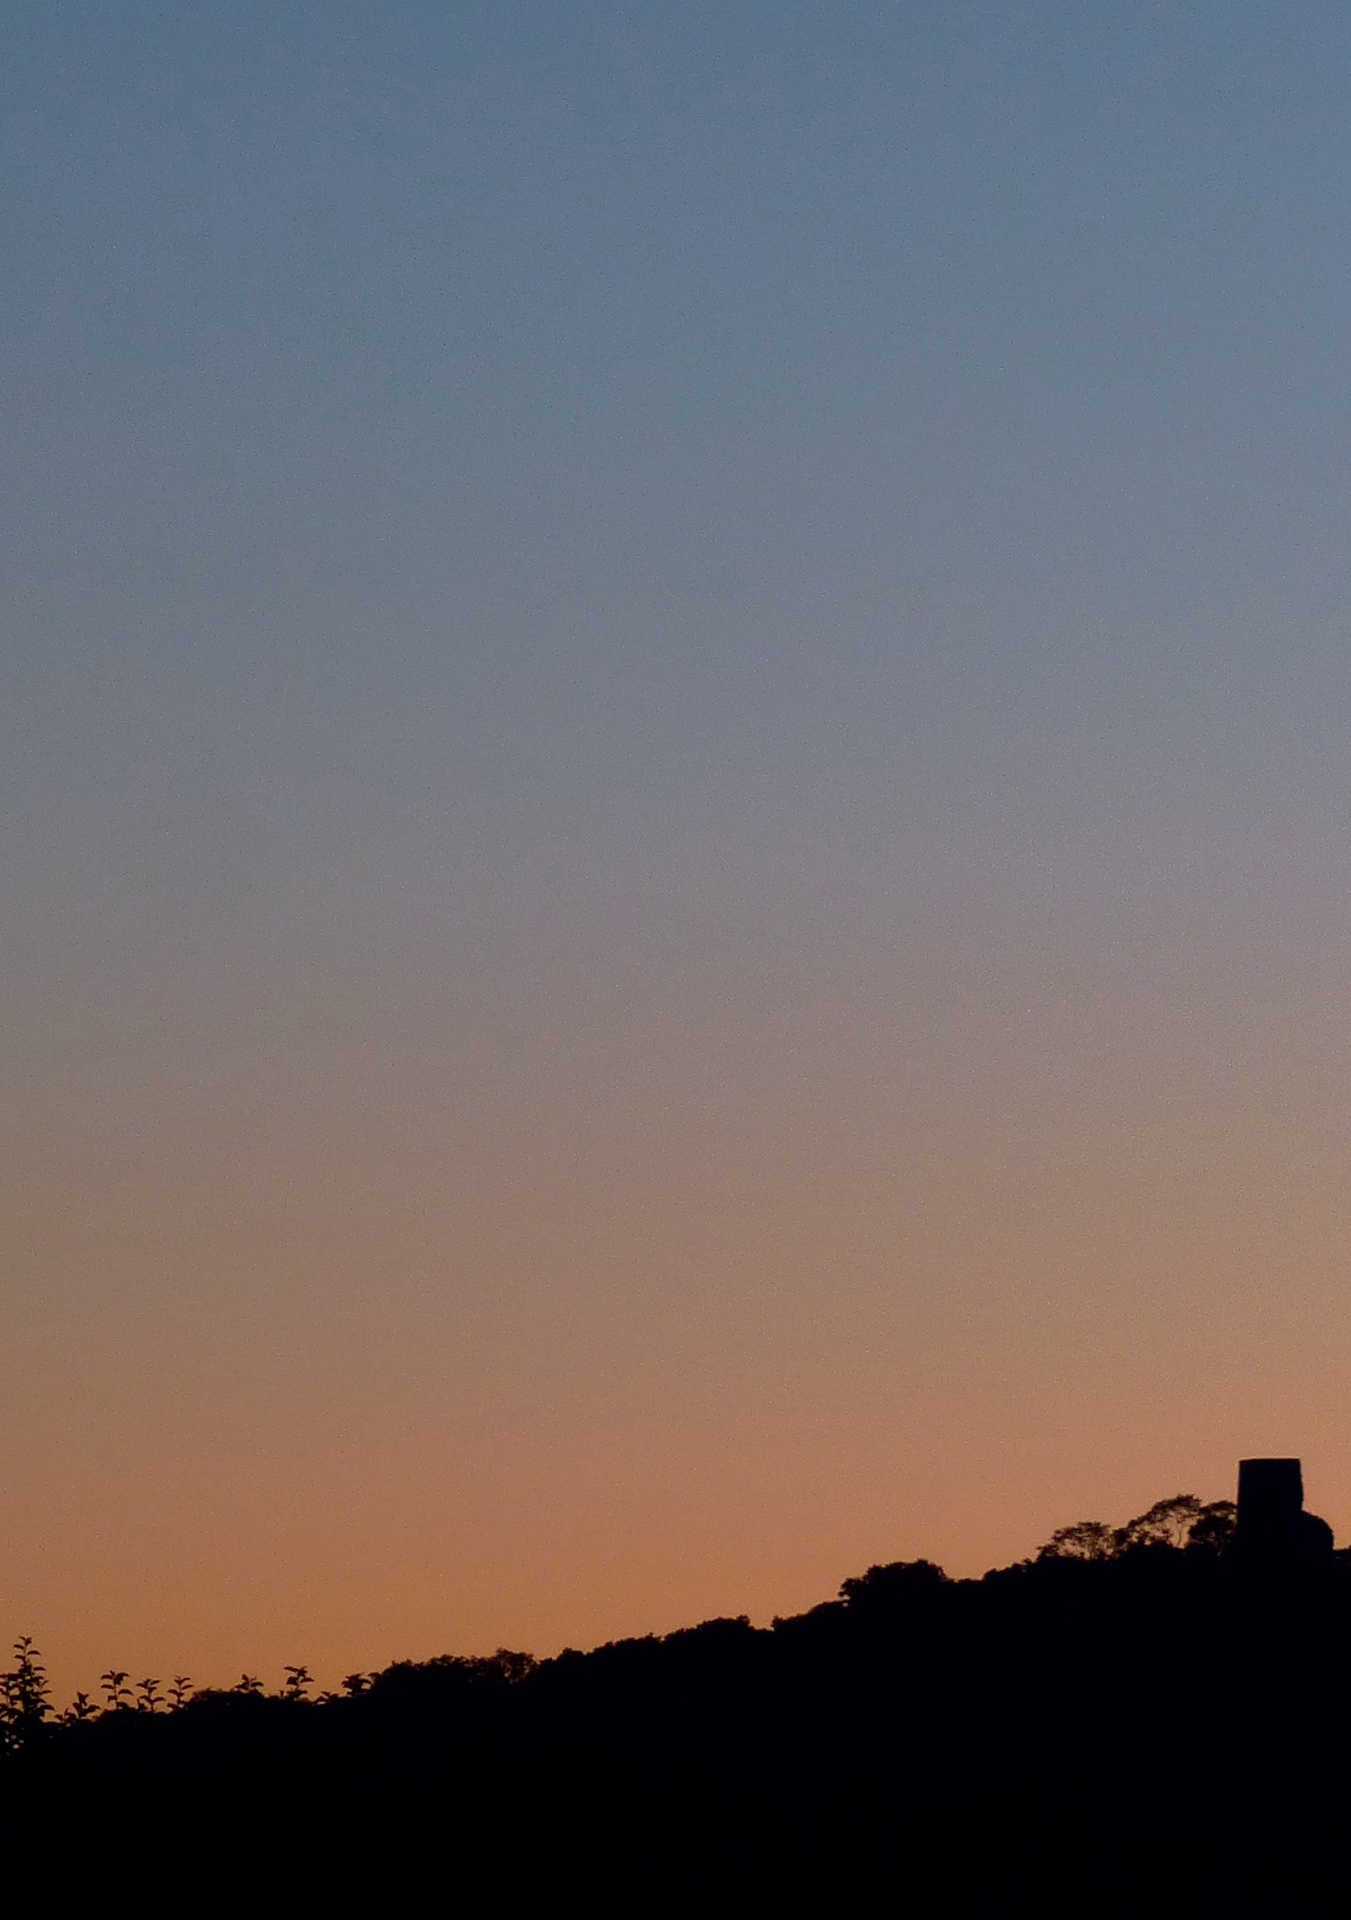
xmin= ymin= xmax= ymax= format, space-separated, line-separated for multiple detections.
xmin=1237 ymin=1458 xmax=1303 ymax=1554
xmin=1235 ymin=1457 xmax=1333 ymax=1567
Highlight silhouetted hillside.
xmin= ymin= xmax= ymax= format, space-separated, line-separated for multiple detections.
xmin=6 ymin=1485 xmax=1350 ymax=1912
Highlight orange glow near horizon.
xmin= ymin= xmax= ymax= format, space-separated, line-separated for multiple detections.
xmin=10 ymin=0 xmax=1351 ymax=1714
xmin=12 ymin=949 xmax=1351 ymax=1702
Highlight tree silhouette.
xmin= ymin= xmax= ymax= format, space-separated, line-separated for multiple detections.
xmin=1036 ymin=1520 xmax=1118 ymax=1561
xmin=1115 ymin=1493 xmax=1205 ymax=1550
xmin=1187 ymin=1499 xmax=1237 ymax=1554
xmin=839 ymin=1559 xmax=949 ymax=1608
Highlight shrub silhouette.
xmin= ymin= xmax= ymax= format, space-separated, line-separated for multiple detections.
xmin=1 ymin=1638 xmax=51 ymax=1751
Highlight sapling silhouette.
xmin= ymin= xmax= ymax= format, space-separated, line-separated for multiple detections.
xmin=63 ymin=1691 xmax=96 ymax=1726
xmin=282 ymin=1665 xmax=312 ymax=1702
xmin=100 ymin=1669 xmax=131 ymax=1712
xmin=136 ymin=1677 xmax=162 ymax=1713
xmin=234 ymin=1673 xmax=263 ymax=1696
xmin=168 ymin=1676 xmax=193 ymax=1711
xmin=340 ymin=1672 xmax=370 ymax=1697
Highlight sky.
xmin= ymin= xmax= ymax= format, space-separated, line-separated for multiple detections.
xmin=6 ymin=0 xmax=1351 ymax=1697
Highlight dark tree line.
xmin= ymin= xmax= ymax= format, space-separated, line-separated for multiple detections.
xmin=3 ymin=1489 xmax=1346 ymax=1913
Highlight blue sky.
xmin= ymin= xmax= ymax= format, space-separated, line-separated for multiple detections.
xmin=7 ymin=0 xmax=1351 ymax=1684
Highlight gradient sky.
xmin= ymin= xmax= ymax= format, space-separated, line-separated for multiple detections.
xmin=7 ymin=0 xmax=1351 ymax=1697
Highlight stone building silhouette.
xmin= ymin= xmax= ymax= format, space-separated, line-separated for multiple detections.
xmin=1234 ymin=1457 xmax=1334 ymax=1567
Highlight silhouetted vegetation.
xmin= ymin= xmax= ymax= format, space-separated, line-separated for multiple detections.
xmin=4 ymin=1487 xmax=1349 ymax=1910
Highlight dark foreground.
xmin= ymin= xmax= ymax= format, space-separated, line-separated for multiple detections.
xmin=5 ymin=1539 xmax=1350 ymax=1913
